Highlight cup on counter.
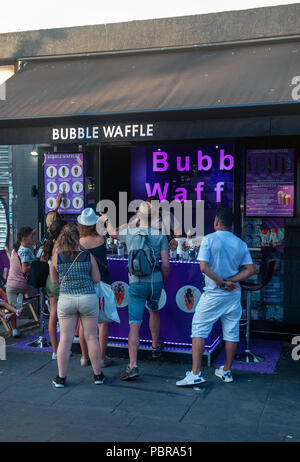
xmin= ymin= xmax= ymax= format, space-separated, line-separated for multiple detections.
xmin=182 ymin=250 xmax=189 ymax=261
xmin=169 ymin=249 xmax=177 ymax=259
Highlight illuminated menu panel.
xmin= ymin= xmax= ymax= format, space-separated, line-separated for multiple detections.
xmin=246 ymin=149 xmax=294 ymax=217
xmin=44 ymin=153 xmax=84 ymax=215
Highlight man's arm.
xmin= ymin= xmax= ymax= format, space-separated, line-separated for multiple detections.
xmin=227 ymin=264 xmax=256 ymax=283
xmin=160 ymin=249 xmax=170 ymax=285
xmin=200 ymin=261 xmax=238 ymax=292
xmin=21 ymin=262 xmax=31 ymax=274
xmin=99 ymin=214 xmax=120 ymax=240
xmin=53 ymin=193 xmax=62 ymax=212
xmin=50 ymin=255 xmax=59 ymax=285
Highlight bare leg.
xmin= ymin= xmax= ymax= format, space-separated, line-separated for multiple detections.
xmin=128 ymin=323 xmax=141 ymax=368
xmin=74 ymin=317 xmax=80 ymax=337
xmin=224 ymin=341 xmax=238 ymax=371
xmin=48 ymin=297 xmax=58 ymax=354
xmin=80 ymin=316 xmax=101 ymax=375
xmin=79 ymin=320 xmax=89 ymax=360
xmin=98 ymin=323 xmax=108 ymax=361
xmin=192 ymin=337 xmax=206 ymax=375
xmin=149 ymin=311 xmax=160 ymax=349
xmin=10 ymin=314 xmax=17 ymax=330
xmin=57 ymin=317 xmax=77 ymax=378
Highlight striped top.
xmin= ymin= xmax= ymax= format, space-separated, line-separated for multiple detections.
xmin=57 ymin=251 xmax=95 ymax=295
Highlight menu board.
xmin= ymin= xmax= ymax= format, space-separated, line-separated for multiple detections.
xmin=44 ymin=153 xmax=84 ymax=214
xmin=246 ymin=149 xmax=294 ymax=217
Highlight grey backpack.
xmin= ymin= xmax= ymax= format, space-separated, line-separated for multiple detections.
xmin=127 ymin=232 xmax=157 ymax=277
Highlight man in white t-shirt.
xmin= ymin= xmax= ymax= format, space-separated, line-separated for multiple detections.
xmin=176 ymin=206 xmax=255 ymax=386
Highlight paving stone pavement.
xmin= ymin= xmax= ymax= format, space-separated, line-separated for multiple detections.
xmin=0 ymin=336 xmax=299 ymax=442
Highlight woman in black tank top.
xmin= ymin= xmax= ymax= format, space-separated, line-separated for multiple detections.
xmin=77 ymin=210 xmax=112 ymax=368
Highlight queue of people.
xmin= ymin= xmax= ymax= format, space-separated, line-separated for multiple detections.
xmin=4 ymin=198 xmax=255 ymax=389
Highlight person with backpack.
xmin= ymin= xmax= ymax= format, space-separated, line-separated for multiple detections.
xmin=100 ymin=201 xmax=170 ymax=380
xmin=6 ymin=227 xmax=37 ymax=337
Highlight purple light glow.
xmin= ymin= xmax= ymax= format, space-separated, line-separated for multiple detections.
xmin=108 ymin=335 xmax=222 ymax=354
xmin=107 ymin=257 xmax=200 ymax=265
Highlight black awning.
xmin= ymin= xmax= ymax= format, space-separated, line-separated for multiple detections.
xmin=0 ymin=41 xmax=299 ymax=121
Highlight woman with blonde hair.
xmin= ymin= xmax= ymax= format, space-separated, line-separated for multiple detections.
xmin=50 ymin=223 xmax=104 ymax=387
xmin=77 ymin=208 xmax=112 ymax=368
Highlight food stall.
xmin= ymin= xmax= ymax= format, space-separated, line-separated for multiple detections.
xmin=41 ymin=141 xmax=238 ymax=363
xmin=40 ymin=135 xmax=298 ymax=355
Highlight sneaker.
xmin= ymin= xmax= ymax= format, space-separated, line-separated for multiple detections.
xmin=101 ymin=356 xmax=112 ymax=368
xmin=52 ymin=352 xmax=57 ymax=360
xmin=152 ymin=342 xmax=164 ymax=359
xmin=94 ymin=372 xmax=105 ymax=385
xmin=73 ymin=336 xmax=80 ymax=344
xmin=52 ymin=376 xmax=66 ymax=388
xmin=176 ymin=370 xmax=206 ymax=387
xmin=80 ymin=358 xmax=91 ymax=367
xmin=215 ymin=366 xmax=234 ymax=383
xmin=120 ymin=365 xmax=140 ymax=381
xmin=12 ymin=329 xmax=21 ymax=337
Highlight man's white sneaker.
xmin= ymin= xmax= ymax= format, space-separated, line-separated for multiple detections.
xmin=215 ymin=366 xmax=234 ymax=383
xmin=176 ymin=370 xmax=206 ymax=387
xmin=52 ymin=352 xmax=57 ymax=360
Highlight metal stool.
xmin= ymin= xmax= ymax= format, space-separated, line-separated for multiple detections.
xmin=235 ymin=260 xmax=276 ymax=363
xmin=27 ymin=288 xmax=51 ymax=348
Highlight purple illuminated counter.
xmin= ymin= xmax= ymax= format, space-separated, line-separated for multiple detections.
xmin=107 ymin=257 xmax=222 ymax=364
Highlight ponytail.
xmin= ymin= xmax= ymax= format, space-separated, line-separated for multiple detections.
xmin=42 ymin=237 xmax=55 ymax=262
xmin=42 ymin=220 xmax=65 ymax=261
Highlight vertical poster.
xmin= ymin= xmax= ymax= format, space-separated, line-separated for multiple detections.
xmin=246 ymin=149 xmax=294 ymax=217
xmin=243 ymin=217 xmax=285 ymax=323
xmin=44 ymin=153 xmax=84 ymax=214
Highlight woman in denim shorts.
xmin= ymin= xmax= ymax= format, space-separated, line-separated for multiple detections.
xmin=50 ymin=224 xmax=104 ymax=388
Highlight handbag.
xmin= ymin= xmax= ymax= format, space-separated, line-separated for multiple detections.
xmin=94 ymin=280 xmax=120 ymax=324
xmin=16 ymin=251 xmax=49 ymax=289
xmin=79 ymin=244 xmax=120 ymax=324
xmin=27 ymin=260 xmax=49 ymax=288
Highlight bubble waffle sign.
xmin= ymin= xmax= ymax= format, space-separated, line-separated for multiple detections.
xmin=52 ymin=124 xmax=154 ymax=141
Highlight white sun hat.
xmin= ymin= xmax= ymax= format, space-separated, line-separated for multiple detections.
xmin=77 ymin=208 xmax=99 ymax=226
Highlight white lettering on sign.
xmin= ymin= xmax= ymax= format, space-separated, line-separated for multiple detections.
xmin=102 ymin=124 xmax=154 ymax=138
xmin=52 ymin=124 xmax=154 ymax=141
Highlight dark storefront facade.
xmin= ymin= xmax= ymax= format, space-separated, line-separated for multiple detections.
xmin=0 ymin=6 xmax=299 ymax=355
